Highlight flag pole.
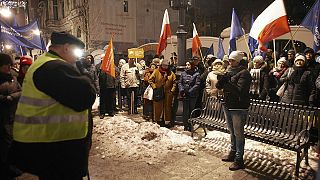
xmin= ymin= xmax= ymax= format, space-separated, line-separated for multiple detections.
xmin=273 ymin=39 xmax=277 ymax=67
xmin=282 ymin=25 xmax=301 ymax=51
xmin=289 ymin=31 xmax=297 ymax=52
xmin=198 ymin=47 xmax=204 ymax=64
xmin=242 ymin=30 xmax=253 ymax=60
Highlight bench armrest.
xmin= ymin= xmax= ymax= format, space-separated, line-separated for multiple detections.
xmin=296 ymin=129 xmax=310 ymax=147
xmin=190 ymin=108 xmax=203 ymax=118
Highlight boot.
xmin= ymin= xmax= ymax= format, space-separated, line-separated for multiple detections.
xmin=221 ymin=150 xmax=236 ymax=162
xmin=229 ymin=158 xmax=245 ymax=171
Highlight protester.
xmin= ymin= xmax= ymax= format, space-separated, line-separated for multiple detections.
xmin=120 ymin=58 xmax=142 ymax=114
xmin=0 ymin=53 xmax=21 ymax=179
xmin=148 ymin=58 xmax=176 ymax=127
xmin=216 ymin=50 xmax=252 ymax=171
xmin=286 ymin=49 xmax=295 ymax=67
xmin=280 ymin=55 xmax=314 ymax=106
xmin=11 ymin=31 xmax=96 ymax=179
xmin=97 ymin=59 xmax=116 ymax=118
xmin=249 ymin=55 xmax=270 ymax=100
xmin=118 ymin=59 xmax=127 ymax=111
xmin=82 ymin=54 xmax=99 ymax=93
xmin=304 ymin=47 xmax=320 ymax=82
xmin=206 ymin=59 xmax=225 ymax=97
xmin=178 ymin=60 xmax=200 ymax=131
xmin=17 ymin=56 xmax=33 ymax=85
xmin=10 ymin=57 xmax=20 ymax=77
xmin=268 ymin=57 xmax=288 ymax=101
xmin=143 ymin=63 xmax=157 ymax=121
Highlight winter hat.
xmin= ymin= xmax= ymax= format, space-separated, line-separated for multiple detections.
xmin=253 ymin=55 xmax=264 ymax=64
xmin=206 ymin=54 xmax=214 ymax=59
xmin=152 ymin=58 xmax=161 ymax=65
xmin=212 ymin=59 xmax=223 ymax=65
xmin=287 ymin=49 xmax=295 ymax=55
xmin=304 ymin=47 xmax=314 ymax=54
xmin=161 ymin=58 xmax=169 ymax=66
xmin=51 ymin=31 xmax=85 ymax=49
xmin=229 ymin=51 xmax=244 ymax=62
xmin=294 ymin=55 xmax=306 ymax=63
xmin=20 ymin=56 xmax=33 ymax=66
xmin=277 ymin=57 xmax=286 ymax=65
xmin=223 ymin=55 xmax=229 ymax=62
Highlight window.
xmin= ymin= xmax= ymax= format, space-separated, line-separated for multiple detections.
xmin=62 ymin=1 xmax=65 ymax=18
xmin=53 ymin=0 xmax=58 ymax=20
xmin=77 ymin=27 xmax=81 ymax=38
xmin=123 ymin=1 xmax=128 ymax=12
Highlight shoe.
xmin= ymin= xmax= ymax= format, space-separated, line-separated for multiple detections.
xmin=107 ymin=113 xmax=114 ymax=117
xmin=134 ymin=110 xmax=139 ymax=114
xmin=99 ymin=114 xmax=105 ymax=119
xmin=184 ymin=126 xmax=191 ymax=132
xmin=221 ymin=151 xmax=236 ymax=162
xmin=229 ymin=159 xmax=245 ymax=171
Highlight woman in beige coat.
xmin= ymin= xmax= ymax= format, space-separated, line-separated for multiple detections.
xmin=206 ymin=59 xmax=225 ymax=97
xmin=148 ymin=59 xmax=176 ymax=126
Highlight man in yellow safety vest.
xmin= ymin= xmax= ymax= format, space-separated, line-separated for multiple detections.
xmin=11 ymin=31 xmax=96 ymax=179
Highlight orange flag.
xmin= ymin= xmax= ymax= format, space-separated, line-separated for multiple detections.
xmin=101 ymin=38 xmax=115 ymax=77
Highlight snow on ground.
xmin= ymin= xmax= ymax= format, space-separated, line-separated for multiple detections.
xmin=94 ymin=116 xmax=197 ymax=164
xmin=93 ymin=114 xmax=318 ymax=169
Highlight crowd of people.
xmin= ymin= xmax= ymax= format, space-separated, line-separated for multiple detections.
xmin=0 ymin=30 xmax=319 ymax=179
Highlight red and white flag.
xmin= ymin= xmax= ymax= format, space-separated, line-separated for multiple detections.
xmin=249 ymin=0 xmax=290 ymax=51
xmin=192 ymin=23 xmax=202 ymax=56
xmin=156 ymin=9 xmax=171 ymax=55
xmin=101 ymin=37 xmax=115 ymax=77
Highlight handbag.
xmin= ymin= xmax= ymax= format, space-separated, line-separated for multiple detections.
xmin=276 ymin=82 xmax=287 ymax=97
xmin=153 ymin=86 xmax=165 ymax=102
xmin=143 ymin=85 xmax=153 ymax=100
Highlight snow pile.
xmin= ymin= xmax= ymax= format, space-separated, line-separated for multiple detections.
xmin=94 ymin=116 xmax=196 ymax=163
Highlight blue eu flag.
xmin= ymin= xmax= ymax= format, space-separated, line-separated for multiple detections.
xmin=248 ymin=15 xmax=258 ymax=57
xmin=204 ymin=43 xmax=214 ymax=59
xmin=301 ymin=0 xmax=320 ymax=52
xmin=217 ymin=38 xmax=225 ymax=59
xmin=229 ymin=8 xmax=244 ymax=54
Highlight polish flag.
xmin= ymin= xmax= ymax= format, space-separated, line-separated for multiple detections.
xmin=156 ymin=9 xmax=171 ymax=55
xmin=249 ymin=0 xmax=290 ymax=51
xmin=101 ymin=37 xmax=115 ymax=77
xmin=192 ymin=23 xmax=202 ymax=56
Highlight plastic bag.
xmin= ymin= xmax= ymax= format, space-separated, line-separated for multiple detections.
xmin=143 ymin=85 xmax=153 ymax=100
xmin=92 ymin=95 xmax=100 ymax=110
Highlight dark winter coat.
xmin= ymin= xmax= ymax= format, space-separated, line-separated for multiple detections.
xmin=0 ymin=73 xmax=21 ymax=126
xmin=249 ymin=64 xmax=270 ymax=100
xmin=216 ymin=66 xmax=252 ymax=109
xmin=178 ymin=69 xmax=201 ymax=98
xmin=96 ymin=62 xmax=116 ymax=89
xmin=280 ymin=67 xmax=314 ymax=106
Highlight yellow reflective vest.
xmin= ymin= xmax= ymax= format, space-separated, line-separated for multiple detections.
xmin=13 ymin=52 xmax=88 ymax=143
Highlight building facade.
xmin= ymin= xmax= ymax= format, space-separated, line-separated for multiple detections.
xmin=29 ymin=0 xmax=178 ymax=54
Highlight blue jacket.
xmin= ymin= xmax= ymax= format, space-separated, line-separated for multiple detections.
xmin=178 ymin=69 xmax=200 ymax=98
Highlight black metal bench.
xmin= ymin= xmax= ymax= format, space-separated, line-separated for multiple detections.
xmin=188 ymin=96 xmax=319 ymax=177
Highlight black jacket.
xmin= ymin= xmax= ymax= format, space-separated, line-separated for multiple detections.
xmin=217 ymin=66 xmax=252 ymax=109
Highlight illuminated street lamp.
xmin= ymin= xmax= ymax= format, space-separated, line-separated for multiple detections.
xmin=0 ymin=7 xmax=12 ymax=18
xmin=5 ymin=44 xmax=12 ymax=50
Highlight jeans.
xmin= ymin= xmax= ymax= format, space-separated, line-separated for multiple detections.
xmin=182 ymin=96 xmax=198 ymax=128
xmin=222 ymin=105 xmax=247 ymax=160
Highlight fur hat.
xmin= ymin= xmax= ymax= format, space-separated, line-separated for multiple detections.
xmin=222 ymin=55 xmax=229 ymax=62
xmin=253 ymin=55 xmax=264 ymax=63
xmin=229 ymin=51 xmax=244 ymax=62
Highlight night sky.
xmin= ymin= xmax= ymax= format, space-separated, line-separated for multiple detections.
xmin=183 ymin=0 xmax=316 ymax=37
